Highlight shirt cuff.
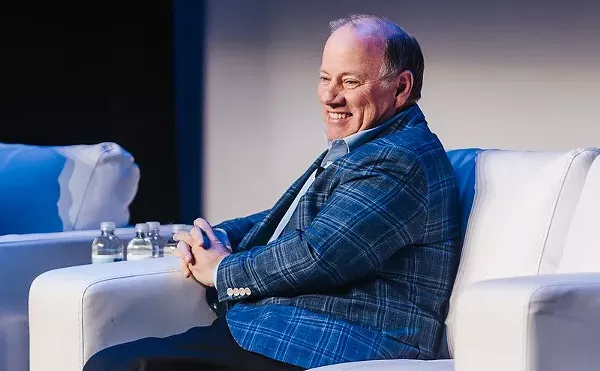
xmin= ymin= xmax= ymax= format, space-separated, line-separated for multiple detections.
xmin=211 ymin=228 xmax=230 ymax=291
xmin=213 ymin=258 xmax=222 ymax=290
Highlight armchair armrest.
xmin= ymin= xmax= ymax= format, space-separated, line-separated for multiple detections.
xmin=29 ymin=257 xmax=216 ymax=371
xmin=453 ymin=273 xmax=600 ymax=371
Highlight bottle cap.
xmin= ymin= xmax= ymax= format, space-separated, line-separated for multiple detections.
xmin=135 ymin=223 xmax=149 ymax=232
xmin=100 ymin=221 xmax=116 ymax=231
xmin=171 ymin=224 xmax=190 ymax=233
xmin=146 ymin=221 xmax=161 ymax=231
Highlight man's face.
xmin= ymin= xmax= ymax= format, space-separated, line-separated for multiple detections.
xmin=318 ymin=26 xmax=399 ymax=141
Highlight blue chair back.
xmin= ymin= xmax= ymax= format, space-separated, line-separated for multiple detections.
xmin=446 ymin=148 xmax=482 ymax=241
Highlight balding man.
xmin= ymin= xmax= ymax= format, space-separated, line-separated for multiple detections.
xmin=84 ymin=14 xmax=459 ymax=371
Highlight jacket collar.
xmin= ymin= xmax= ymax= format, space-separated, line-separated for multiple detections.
xmin=374 ymin=103 xmax=426 ymax=140
xmin=321 ymin=104 xmax=426 ymax=167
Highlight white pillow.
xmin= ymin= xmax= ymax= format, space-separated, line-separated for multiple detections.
xmin=55 ymin=142 xmax=140 ymax=231
xmin=0 ymin=142 xmax=139 ymax=234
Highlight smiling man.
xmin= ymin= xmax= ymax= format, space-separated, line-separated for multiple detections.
xmin=319 ymin=19 xmax=418 ymax=141
xmin=84 ymin=14 xmax=460 ymax=371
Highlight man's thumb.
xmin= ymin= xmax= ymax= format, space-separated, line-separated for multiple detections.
xmin=194 ymin=218 xmax=219 ymax=243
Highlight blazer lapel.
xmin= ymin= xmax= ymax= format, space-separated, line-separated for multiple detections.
xmin=237 ymin=150 xmax=328 ymax=250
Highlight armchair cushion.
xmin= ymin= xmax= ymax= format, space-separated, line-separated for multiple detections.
xmin=0 ymin=142 xmax=139 ymax=235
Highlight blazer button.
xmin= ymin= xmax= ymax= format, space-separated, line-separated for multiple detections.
xmin=227 ymin=288 xmax=233 ymax=296
xmin=233 ymin=288 xmax=240 ymax=296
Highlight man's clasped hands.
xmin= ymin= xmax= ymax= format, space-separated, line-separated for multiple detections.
xmin=172 ymin=218 xmax=232 ymax=288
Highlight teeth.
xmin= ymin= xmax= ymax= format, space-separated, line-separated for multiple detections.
xmin=329 ymin=112 xmax=350 ymax=119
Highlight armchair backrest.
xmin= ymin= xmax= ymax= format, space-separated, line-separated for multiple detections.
xmin=446 ymin=148 xmax=482 ymax=241
xmin=445 ymin=148 xmax=600 ymax=357
xmin=558 ymin=155 xmax=600 ymax=273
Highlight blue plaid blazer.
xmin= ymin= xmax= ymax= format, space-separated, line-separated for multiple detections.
xmin=213 ymin=105 xmax=460 ymax=369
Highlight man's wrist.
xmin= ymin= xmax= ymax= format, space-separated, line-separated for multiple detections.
xmin=212 ymin=255 xmax=228 ymax=290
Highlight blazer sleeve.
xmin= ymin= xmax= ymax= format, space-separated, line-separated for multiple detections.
xmin=213 ymin=209 xmax=270 ymax=252
xmin=215 ymin=151 xmax=428 ymax=301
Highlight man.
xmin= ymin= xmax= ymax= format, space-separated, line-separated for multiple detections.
xmin=84 ymin=14 xmax=459 ymax=371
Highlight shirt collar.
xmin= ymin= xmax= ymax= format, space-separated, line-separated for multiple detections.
xmin=321 ymin=110 xmax=404 ymax=167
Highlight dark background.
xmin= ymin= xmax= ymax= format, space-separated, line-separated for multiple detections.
xmin=0 ymin=1 xmax=202 ymax=224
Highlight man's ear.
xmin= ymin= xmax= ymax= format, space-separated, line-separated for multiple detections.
xmin=394 ymin=70 xmax=414 ymax=106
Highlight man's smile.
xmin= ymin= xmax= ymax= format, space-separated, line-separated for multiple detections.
xmin=327 ymin=111 xmax=353 ymax=120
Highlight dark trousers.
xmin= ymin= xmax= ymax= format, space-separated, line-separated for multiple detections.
xmin=83 ymin=316 xmax=304 ymax=371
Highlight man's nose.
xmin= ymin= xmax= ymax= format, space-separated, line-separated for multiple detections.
xmin=321 ymin=85 xmax=345 ymax=106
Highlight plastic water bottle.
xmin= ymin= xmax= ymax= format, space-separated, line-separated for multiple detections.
xmin=146 ymin=221 xmax=164 ymax=257
xmin=91 ymin=222 xmax=125 ymax=263
xmin=164 ymin=224 xmax=190 ymax=255
xmin=126 ymin=223 xmax=154 ymax=260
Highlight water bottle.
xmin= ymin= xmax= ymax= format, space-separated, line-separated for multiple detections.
xmin=91 ymin=222 xmax=125 ymax=263
xmin=126 ymin=223 xmax=155 ymax=260
xmin=146 ymin=221 xmax=164 ymax=257
xmin=164 ymin=224 xmax=190 ymax=255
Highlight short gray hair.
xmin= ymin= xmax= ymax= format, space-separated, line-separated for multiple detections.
xmin=330 ymin=14 xmax=424 ymax=102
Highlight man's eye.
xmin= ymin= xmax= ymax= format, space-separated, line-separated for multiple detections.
xmin=343 ymin=80 xmax=359 ymax=88
xmin=319 ymin=76 xmax=331 ymax=83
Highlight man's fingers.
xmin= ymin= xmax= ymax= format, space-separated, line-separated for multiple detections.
xmin=174 ymin=241 xmax=192 ymax=278
xmin=179 ymin=258 xmax=191 ymax=278
xmin=189 ymin=227 xmax=209 ymax=249
xmin=194 ymin=218 xmax=219 ymax=243
xmin=175 ymin=240 xmax=193 ymax=264
xmin=173 ymin=231 xmax=195 ymax=247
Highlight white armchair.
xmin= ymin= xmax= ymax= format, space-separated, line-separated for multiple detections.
xmin=0 ymin=227 xmax=178 ymax=371
xmin=29 ymin=148 xmax=600 ymax=371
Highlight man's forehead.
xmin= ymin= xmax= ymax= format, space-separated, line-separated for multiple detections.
xmin=321 ymin=26 xmax=385 ymax=73
xmin=325 ymin=25 xmax=385 ymax=53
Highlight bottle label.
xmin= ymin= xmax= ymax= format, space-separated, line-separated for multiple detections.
xmin=126 ymin=255 xmax=154 ymax=261
xmin=92 ymin=255 xmax=117 ymax=264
